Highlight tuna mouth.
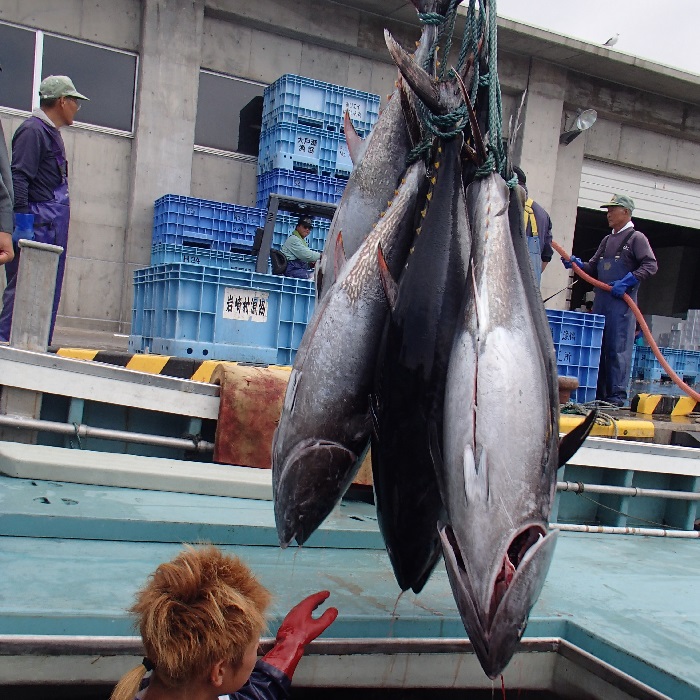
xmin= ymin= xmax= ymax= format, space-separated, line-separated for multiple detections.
xmin=439 ymin=522 xmax=558 ymax=679
xmin=490 ymin=524 xmax=547 ymax=623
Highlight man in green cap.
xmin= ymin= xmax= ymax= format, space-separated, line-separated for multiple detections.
xmin=281 ymin=216 xmax=321 ymax=280
xmin=562 ymin=194 xmax=657 ymax=406
xmin=0 ymin=75 xmax=89 ymax=343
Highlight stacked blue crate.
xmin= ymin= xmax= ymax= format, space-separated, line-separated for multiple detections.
xmin=130 ymin=264 xmax=316 ymax=365
xmin=130 ymin=193 xmax=329 ymax=362
xmin=152 ymin=195 xmax=266 ymax=252
xmin=546 ymin=309 xmax=605 ymax=403
xmin=631 ymin=345 xmax=700 ymax=383
xmin=256 ymin=74 xmax=380 ymax=206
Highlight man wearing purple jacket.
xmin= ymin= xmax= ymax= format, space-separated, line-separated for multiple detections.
xmin=0 ymin=75 xmax=89 ymax=344
xmin=563 ymin=195 xmax=658 ymax=406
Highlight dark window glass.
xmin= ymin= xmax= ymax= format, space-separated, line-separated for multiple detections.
xmin=0 ymin=23 xmax=36 ymax=111
xmin=42 ymin=35 xmax=137 ymax=132
xmin=195 ymin=72 xmax=264 ymax=155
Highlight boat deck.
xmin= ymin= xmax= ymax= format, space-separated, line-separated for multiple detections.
xmin=0 ymin=472 xmax=698 ymax=698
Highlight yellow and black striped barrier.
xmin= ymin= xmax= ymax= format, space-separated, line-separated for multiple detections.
xmin=630 ymin=393 xmax=699 ymax=417
xmin=54 ymin=349 xmax=290 ymax=384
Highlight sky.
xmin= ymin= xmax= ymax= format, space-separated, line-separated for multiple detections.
xmin=494 ymin=0 xmax=700 ymax=76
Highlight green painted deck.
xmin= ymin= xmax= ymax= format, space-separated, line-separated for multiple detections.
xmin=0 ymin=474 xmax=698 ymax=698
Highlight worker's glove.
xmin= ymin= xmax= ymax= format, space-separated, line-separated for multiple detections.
xmin=562 ymin=255 xmax=583 ymax=270
xmin=262 ymin=591 xmax=338 ymax=680
xmin=610 ymin=271 xmax=638 ymax=299
xmin=12 ymin=213 xmax=34 ymax=244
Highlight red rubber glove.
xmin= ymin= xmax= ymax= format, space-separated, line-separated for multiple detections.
xmin=262 ymin=590 xmax=338 ymax=679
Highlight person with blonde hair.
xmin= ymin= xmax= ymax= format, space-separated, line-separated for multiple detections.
xmin=111 ymin=545 xmax=337 ymax=700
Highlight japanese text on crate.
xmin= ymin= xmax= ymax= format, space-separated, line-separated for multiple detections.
xmin=223 ymin=287 xmax=269 ymax=322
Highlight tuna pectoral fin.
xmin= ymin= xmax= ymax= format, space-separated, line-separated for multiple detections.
xmin=344 ymin=111 xmax=366 ymax=165
xmin=439 ymin=524 xmax=490 ymax=664
xmin=377 ymin=244 xmax=399 ymax=311
xmin=558 ymin=409 xmax=597 ymax=467
xmin=486 ymin=530 xmax=558 ymax=678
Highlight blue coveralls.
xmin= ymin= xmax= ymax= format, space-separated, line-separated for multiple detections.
xmin=284 ymin=259 xmax=313 ymax=279
xmin=0 ymin=116 xmax=70 ymax=344
xmin=592 ymin=230 xmax=639 ymax=405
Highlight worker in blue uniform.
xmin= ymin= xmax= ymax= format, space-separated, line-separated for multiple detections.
xmin=110 ymin=545 xmax=338 ymax=700
xmin=281 ymin=216 xmax=320 ymax=279
xmin=0 ymin=75 xmax=89 ymax=344
xmin=563 ymin=195 xmax=657 ymax=406
xmin=513 ymin=166 xmax=553 ymax=287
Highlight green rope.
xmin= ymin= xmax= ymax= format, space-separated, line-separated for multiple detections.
xmin=457 ymin=0 xmax=478 ymax=79
xmin=417 ymin=12 xmax=445 ymax=25
xmin=438 ymin=0 xmax=462 ymax=80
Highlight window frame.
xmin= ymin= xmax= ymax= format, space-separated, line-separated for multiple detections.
xmin=193 ymin=69 xmax=266 ymax=161
xmin=0 ymin=19 xmax=139 ymax=138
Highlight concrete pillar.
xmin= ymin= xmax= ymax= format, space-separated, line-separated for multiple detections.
xmin=516 ymin=60 xmax=585 ymax=309
xmin=516 ymin=60 xmax=567 ymax=212
xmin=542 ymin=135 xmax=586 ymax=308
xmin=119 ymin=0 xmax=205 ymax=328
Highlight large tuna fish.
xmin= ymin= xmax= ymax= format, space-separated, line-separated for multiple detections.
xmin=272 ymin=160 xmax=427 ymax=547
xmin=370 ymin=34 xmax=474 ymax=594
xmin=438 ymin=172 xmax=594 ymax=678
xmin=315 ymin=0 xmax=451 ymax=299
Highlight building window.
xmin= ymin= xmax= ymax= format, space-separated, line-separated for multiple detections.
xmin=195 ymin=71 xmax=264 ymax=156
xmin=0 ymin=21 xmax=137 ymax=134
xmin=0 ymin=23 xmax=36 ymax=112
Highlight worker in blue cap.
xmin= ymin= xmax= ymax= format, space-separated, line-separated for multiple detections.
xmin=563 ymin=195 xmax=657 ymax=406
xmin=0 ymin=75 xmax=89 ymax=344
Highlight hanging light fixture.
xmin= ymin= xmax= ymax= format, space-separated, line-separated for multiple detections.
xmin=559 ymin=109 xmax=598 ymax=145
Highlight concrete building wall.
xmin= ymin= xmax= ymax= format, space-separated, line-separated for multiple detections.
xmin=2 ymin=1 xmax=700 ymax=331
xmin=0 ymin=0 xmax=139 ymax=331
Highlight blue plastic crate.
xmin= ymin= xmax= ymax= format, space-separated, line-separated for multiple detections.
xmin=152 ymin=195 xmax=266 ymax=252
xmin=130 ymin=263 xmax=315 ymax=365
xmin=257 ymin=124 xmax=353 ymax=178
xmin=150 ymin=243 xmax=271 ymax=273
xmin=261 ymin=74 xmax=380 ymax=137
xmin=256 ymin=169 xmax=346 ymax=208
xmin=273 ymin=213 xmax=330 ymax=253
xmin=631 ymin=345 xmax=699 ymax=382
xmin=547 ymin=309 xmax=605 ymax=404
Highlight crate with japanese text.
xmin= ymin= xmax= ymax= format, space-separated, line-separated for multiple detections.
xmin=129 ymin=263 xmax=315 ymax=365
xmin=257 ymin=123 xmax=353 ymax=179
xmin=261 ymin=74 xmax=380 ymax=137
xmin=547 ymin=309 xmax=605 ymax=403
xmin=152 ymin=195 xmax=266 ymax=252
xmin=256 ymin=169 xmax=346 ymax=208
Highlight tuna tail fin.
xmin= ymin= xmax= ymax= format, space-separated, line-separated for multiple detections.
xmin=454 ymin=70 xmax=487 ymax=165
xmin=377 ymin=243 xmax=399 ymax=311
xmin=344 ymin=111 xmax=366 ymax=165
xmin=558 ymin=409 xmax=597 ymax=467
xmin=384 ymin=30 xmax=442 ymax=113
